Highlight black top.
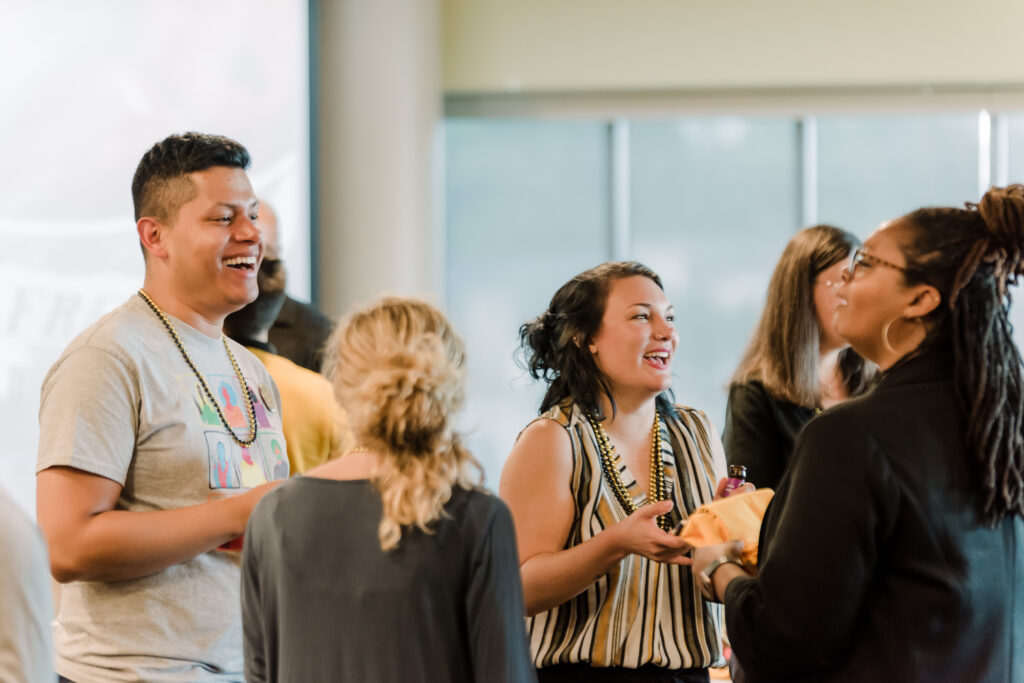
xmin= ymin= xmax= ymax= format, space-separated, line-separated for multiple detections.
xmin=724 ymin=347 xmax=1024 ymax=682
xmin=267 ymin=296 xmax=333 ymax=373
xmin=722 ymin=380 xmax=815 ymax=490
xmin=242 ymin=478 xmax=537 ymax=683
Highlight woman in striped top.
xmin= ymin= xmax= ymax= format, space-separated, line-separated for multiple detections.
xmin=501 ymin=262 xmax=728 ymax=682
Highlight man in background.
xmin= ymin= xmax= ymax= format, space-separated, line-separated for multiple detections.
xmin=225 ymin=244 xmax=352 ymax=473
xmin=262 ymin=203 xmax=334 ymax=373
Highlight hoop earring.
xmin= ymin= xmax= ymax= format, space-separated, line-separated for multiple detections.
xmin=881 ymin=316 xmax=900 ymax=356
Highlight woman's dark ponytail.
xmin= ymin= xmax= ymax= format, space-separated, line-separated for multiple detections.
xmin=901 ymin=185 xmax=1024 ymax=526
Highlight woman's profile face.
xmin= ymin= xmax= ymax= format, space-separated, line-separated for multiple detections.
xmin=834 ymin=222 xmax=914 ymax=364
xmin=814 ymin=259 xmax=848 ymax=354
xmin=587 ymin=275 xmax=678 ymax=401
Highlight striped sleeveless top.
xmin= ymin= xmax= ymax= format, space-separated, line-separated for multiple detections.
xmin=527 ymin=402 xmax=727 ymax=670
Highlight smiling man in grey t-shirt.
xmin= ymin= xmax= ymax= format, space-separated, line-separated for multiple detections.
xmin=36 ymin=133 xmax=289 ymax=683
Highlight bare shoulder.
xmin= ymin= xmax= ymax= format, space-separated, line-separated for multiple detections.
xmin=497 ymin=419 xmax=573 ymax=493
xmin=518 ymin=417 xmax=571 ymax=447
xmin=506 ymin=418 xmax=573 ymax=472
xmin=501 ymin=417 xmax=577 ymax=562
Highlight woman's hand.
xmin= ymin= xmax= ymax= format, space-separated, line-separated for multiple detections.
xmin=692 ymin=540 xmax=752 ymax=602
xmin=692 ymin=541 xmax=743 ymax=575
xmin=714 ymin=477 xmax=756 ymax=500
xmin=604 ymin=500 xmax=693 ymax=565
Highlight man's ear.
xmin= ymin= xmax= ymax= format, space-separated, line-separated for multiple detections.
xmin=137 ymin=217 xmax=168 ymax=260
xmin=905 ymin=285 xmax=941 ymax=319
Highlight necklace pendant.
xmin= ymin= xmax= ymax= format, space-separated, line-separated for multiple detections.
xmin=259 ymin=382 xmax=277 ymax=413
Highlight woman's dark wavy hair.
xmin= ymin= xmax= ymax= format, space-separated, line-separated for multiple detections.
xmin=732 ymin=225 xmax=874 ymax=407
xmin=519 ymin=261 xmax=673 ymax=419
xmin=895 ymin=184 xmax=1024 ymax=526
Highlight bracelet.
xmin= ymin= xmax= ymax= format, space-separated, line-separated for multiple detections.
xmin=698 ymin=555 xmax=743 ymax=602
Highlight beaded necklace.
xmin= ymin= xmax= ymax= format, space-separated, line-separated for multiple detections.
xmin=586 ymin=411 xmax=671 ymax=532
xmin=137 ymin=289 xmax=258 ymax=447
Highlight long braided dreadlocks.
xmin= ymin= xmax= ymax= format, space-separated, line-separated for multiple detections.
xmin=898 ymin=184 xmax=1024 ymax=527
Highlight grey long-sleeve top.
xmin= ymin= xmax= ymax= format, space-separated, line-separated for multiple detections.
xmin=242 ymin=477 xmax=537 ymax=683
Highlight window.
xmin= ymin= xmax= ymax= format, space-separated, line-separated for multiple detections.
xmin=817 ymin=114 xmax=981 ymax=236
xmin=444 ymin=108 xmax=1024 ymax=485
xmin=630 ymin=118 xmax=800 ymax=424
xmin=445 ymin=120 xmax=610 ymax=480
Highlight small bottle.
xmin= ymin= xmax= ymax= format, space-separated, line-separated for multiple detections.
xmin=723 ymin=464 xmax=747 ymax=497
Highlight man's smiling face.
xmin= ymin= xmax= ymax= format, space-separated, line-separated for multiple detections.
xmin=160 ymin=166 xmax=264 ymax=321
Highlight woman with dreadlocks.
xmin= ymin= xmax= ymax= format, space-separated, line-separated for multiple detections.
xmin=692 ymin=185 xmax=1024 ymax=682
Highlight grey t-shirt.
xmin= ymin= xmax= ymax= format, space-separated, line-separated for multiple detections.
xmin=37 ymin=295 xmax=288 ymax=683
xmin=242 ymin=478 xmax=537 ymax=683
xmin=0 ymin=486 xmax=55 ymax=683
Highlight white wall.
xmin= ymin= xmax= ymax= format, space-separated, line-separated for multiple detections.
xmin=1 ymin=1 xmax=309 ymax=516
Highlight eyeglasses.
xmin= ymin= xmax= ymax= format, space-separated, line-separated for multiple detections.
xmin=840 ymin=247 xmax=907 ymax=283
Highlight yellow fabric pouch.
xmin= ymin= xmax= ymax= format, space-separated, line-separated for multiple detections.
xmin=680 ymin=488 xmax=775 ymax=566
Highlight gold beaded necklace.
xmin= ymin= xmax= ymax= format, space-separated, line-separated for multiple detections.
xmin=586 ymin=411 xmax=671 ymax=532
xmin=137 ymin=289 xmax=258 ymax=447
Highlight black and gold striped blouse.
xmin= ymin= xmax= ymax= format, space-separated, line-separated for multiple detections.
xmin=527 ymin=402 xmax=726 ymax=671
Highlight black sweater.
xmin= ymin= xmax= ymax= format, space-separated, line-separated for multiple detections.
xmin=723 ymin=380 xmax=815 ymax=490
xmin=725 ymin=347 xmax=1024 ymax=682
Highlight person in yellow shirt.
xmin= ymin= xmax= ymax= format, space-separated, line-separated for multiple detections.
xmin=224 ymin=244 xmax=352 ymax=473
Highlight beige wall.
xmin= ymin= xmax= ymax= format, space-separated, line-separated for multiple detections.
xmin=442 ymin=0 xmax=1024 ymax=93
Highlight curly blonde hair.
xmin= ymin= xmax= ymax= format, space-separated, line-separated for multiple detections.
xmin=323 ymin=296 xmax=483 ymax=550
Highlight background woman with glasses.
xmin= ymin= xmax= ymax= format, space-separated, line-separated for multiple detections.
xmin=725 ymin=225 xmax=873 ymax=491
xmin=692 ymin=186 xmax=1024 ymax=681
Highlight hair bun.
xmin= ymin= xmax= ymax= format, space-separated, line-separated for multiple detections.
xmin=374 ymin=336 xmax=452 ymax=400
xmin=356 ymin=334 xmax=462 ymax=452
xmin=519 ymin=310 xmax=561 ymax=381
xmin=977 ymin=184 xmax=1024 ymax=292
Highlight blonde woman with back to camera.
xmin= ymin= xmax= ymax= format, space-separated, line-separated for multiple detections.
xmin=241 ymin=297 xmax=536 ymax=683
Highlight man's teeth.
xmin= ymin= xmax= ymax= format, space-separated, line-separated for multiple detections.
xmin=224 ymin=256 xmax=257 ymax=268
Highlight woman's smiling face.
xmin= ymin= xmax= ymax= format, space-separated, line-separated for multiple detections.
xmin=587 ymin=275 xmax=678 ymax=401
xmin=834 ymin=220 xmax=919 ymax=365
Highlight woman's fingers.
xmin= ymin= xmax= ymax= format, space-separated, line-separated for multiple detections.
xmin=634 ymin=499 xmax=674 ymax=520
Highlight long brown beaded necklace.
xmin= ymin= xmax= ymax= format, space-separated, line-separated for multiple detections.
xmin=586 ymin=411 xmax=671 ymax=532
xmin=137 ymin=289 xmax=258 ymax=447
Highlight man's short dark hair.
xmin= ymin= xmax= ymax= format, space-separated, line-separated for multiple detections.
xmin=224 ymin=258 xmax=288 ymax=341
xmin=131 ymin=132 xmax=251 ymax=223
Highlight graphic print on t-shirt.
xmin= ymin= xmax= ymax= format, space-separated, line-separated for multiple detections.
xmin=218 ymin=381 xmax=247 ymax=428
xmin=210 ymin=441 xmax=241 ymax=488
xmin=245 ymin=384 xmax=273 ymax=428
xmin=190 ymin=372 xmax=288 ymax=490
xmin=269 ymin=437 xmax=288 ymax=480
